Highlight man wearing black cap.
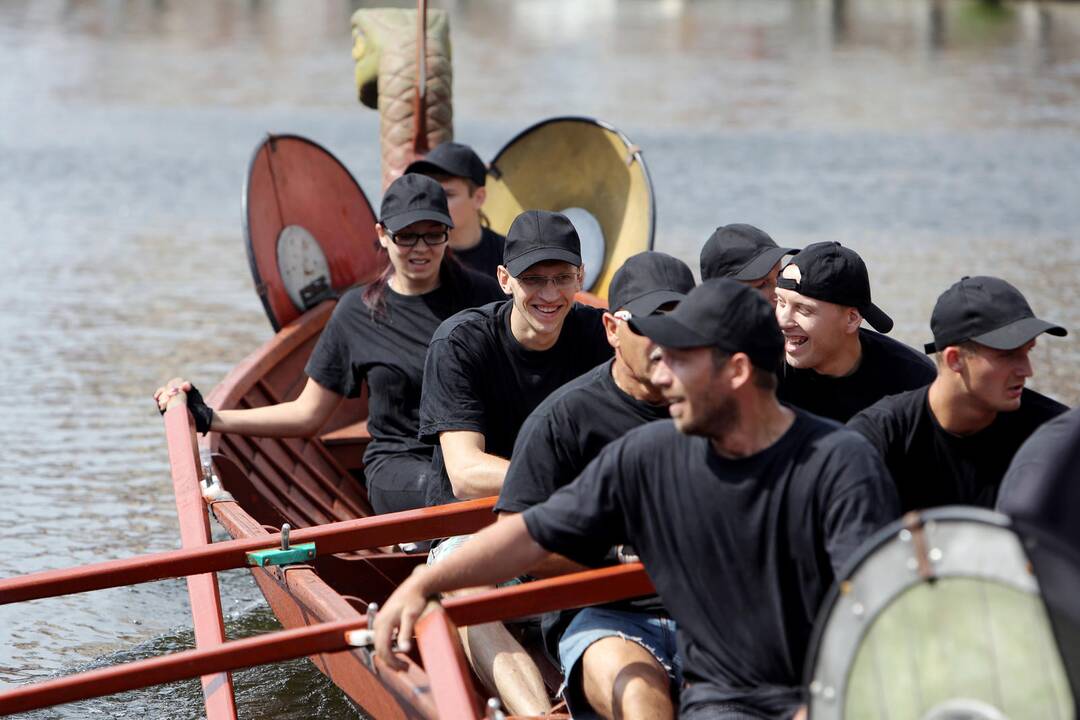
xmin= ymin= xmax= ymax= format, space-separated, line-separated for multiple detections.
xmin=700 ymin=223 xmax=798 ymax=307
xmin=774 ymin=241 xmax=935 ymax=422
xmin=406 ymin=141 xmax=506 ymax=278
xmin=417 ymin=208 xmax=613 ymax=715
xmin=494 ymin=251 xmax=695 ymax=720
xmin=849 ymin=276 xmax=1068 ymax=512
xmin=377 ymin=279 xmax=899 ymax=720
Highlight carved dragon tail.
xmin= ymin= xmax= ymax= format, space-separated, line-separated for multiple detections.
xmin=352 ymin=8 xmax=454 ymax=191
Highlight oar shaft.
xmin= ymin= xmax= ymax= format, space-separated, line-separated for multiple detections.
xmin=0 ymin=565 xmax=652 ymax=716
xmin=0 ymin=497 xmax=497 ymax=604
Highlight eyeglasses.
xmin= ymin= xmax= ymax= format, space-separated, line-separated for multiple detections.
xmin=389 ymin=230 xmax=449 ymax=247
xmin=516 ymin=273 xmax=581 ymax=291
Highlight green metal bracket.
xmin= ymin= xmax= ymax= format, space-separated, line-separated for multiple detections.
xmin=246 ymin=542 xmax=316 ymax=567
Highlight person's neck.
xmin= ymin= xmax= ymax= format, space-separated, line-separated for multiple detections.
xmin=610 ymin=355 xmax=666 ymax=405
xmin=389 ymin=272 xmax=439 ymax=296
xmin=927 ymin=377 xmax=998 ymax=435
xmin=509 ymin=306 xmax=562 ymax=351
xmin=450 ymin=223 xmax=483 ymax=252
xmin=709 ymin=395 xmax=796 ymax=459
xmin=814 ymin=333 xmax=863 ymax=377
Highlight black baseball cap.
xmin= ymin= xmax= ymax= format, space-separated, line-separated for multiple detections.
xmin=405 ymin=142 xmax=488 ymax=187
xmin=700 ymin=224 xmax=798 ymax=281
xmin=379 ymin=173 xmax=454 ymax=233
xmin=924 ymin=276 xmax=1067 ymax=354
xmin=775 ymin=241 xmax=893 ymax=333
xmin=630 ymin=278 xmax=784 ymax=372
xmin=503 ymin=210 xmax=582 ymax=277
xmin=609 ymin=251 xmax=696 ymax=318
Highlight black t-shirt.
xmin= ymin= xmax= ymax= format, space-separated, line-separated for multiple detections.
xmin=777 ymin=328 xmax=936 ymax=422
xmin=453 ymin=226 xmax=506 ymax=279
xmin=496 ymin=360 xmax=672 ymax=654
xmin=522 ymin=413 xmax=900 ymax=717
xmin=998 ymin=407 xmax=1080 ymax=515
xmin=305 ymin=269 xmax=503 ymax=487
xmin=419 ymin=300 xmax=614 ymax=505
xmin=848 ymin=385 xmax=1067 ymax=512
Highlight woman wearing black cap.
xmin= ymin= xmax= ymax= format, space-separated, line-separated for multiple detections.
xmin=154 ymin=174 xmax=503 ymax=514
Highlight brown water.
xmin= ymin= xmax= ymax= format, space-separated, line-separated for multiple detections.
xmin=1 ymin=0 xmax=1079 ymax=717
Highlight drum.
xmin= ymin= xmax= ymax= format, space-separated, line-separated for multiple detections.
xmin=806 ymin=507 xmax=1075 ymax=720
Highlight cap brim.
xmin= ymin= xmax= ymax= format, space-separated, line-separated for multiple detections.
xmin=505 ymin=247 xmax=582 ymax=277
xmin=860 ymin=303 xmax=894 ymax=334
xmin=732 ymin=246 xmax=798 ymax=281
xmin=620 ymin=290 xmax=688 ymax=318
xmin=382 ymin=209 xmax=454 ymax=233
xmin=405 ymin=158 xmax=459 ymax=179
xmin=971 ymin=316 xmax=1068 ymax=350
xmin=629 ymin=314 xmax=713 ymax=349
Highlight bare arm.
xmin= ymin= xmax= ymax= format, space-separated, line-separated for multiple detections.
xmin=154 ymin=376 xmax=343 ymax=438
xmin=373 ymin=514 xmax=549 ymax=669
xmin=440 ymin=430 xmax=511 ymax=499
xmin=495 ymin=512 xmax=588 ymax=578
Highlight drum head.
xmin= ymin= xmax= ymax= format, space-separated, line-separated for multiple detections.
xmin=806 ymin=508 xmax=1075 ymax=720
xmin=484 ymin=116 xmax=655 ymax=299
xmin=243 ymin=134 xmax=381 ymax=331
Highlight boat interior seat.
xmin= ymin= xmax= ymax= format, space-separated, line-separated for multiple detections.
xmin=319 ymin=418 xmax=372 ymax=473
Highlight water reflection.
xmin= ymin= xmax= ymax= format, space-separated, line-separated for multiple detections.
xmin=1 ymin=1 xmax=1079 ymax=717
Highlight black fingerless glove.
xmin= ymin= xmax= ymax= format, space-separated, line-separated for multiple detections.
xmin=158 ymin=384 xmax=215 ymax=435
xmin=185 ymin=385 xmax=215 ymax=435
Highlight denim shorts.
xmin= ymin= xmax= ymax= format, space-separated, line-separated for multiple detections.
xmin=557 ymin=606 xmax=682 ymax=720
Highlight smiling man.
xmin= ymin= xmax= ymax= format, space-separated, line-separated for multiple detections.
xmin=376 ymin=279 xmax=899 ymax=720
xmin=774 ymin=241 xmax=935 ymax=422
xmin=415 ymin=209 xmax=613 ymax=715
xmin=848 ymin=276 xmax=1068 ymax=512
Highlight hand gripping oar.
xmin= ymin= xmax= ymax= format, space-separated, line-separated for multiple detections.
xmin=163 ymin=401 xmax=237 ymax=720
xmin=0 ymin=563 xmax=653 ymax=717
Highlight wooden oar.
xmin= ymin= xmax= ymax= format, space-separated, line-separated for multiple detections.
xmin=0 ymin=564 xmax=653 ymax=716
xmin=164 ymin=403 xmax=237 ymax=719
xmin=0 ymin=498 xmax=497 ymax=605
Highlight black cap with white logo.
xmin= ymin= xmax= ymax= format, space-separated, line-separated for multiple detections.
xmin=775 ymin=241 xmax=893 ymax=333
xmin=700 ymin=224 xmax=798 ymax=281
xmin=609 ymin=251 xmax=696 ymax=318
xmin=924 ymin=276 xmax=1067 ymax=354
xmin=405 ymin=142 xmax=488 ymax=188
xmin=379 ymin=173 xmax=454 ymax=233
xmin=503 ymin=210 xmax=582 ymax=277
xmin=630 ymin=278 xmax=784 ymax=372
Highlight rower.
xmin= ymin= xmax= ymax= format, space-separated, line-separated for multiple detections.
xmin=418 ymin=209 xmax=613 ymax=715
xmin=375 ymin=279 xmax=900 ymax=720
xmin=848 ymin=276 xmax=1068 ymax=511
xmin=406 ymin=141 xmax=505 ymax=279
xmin=774 ymin=241 xmax=936 ymax=422
xmin=495 ymin=251 xmax=696 ymax=720
xmin=699 ymin=223 xmax=798 ymax=306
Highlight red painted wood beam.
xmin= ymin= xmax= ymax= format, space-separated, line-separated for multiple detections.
xmin=414 ymin=607 xmax=481 ymax=720
xmin=0 ymin=498 xmax=498 ymax=605
xmin=164 ymin=405 xmax=237 ymax=720
xmin=0 ymin=566 xmax=651 ymax=716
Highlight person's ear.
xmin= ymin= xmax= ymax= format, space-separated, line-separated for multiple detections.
xmin=496 ymin=265 xmax=513 ymax=295
xmin=376 ymin=223 xmax=391 ymax=250
xmin=473 ymin=185 xmax=487 ymax=208
xmin=943 ymin=346 xmax=965 ymax=373
xmin=602 ymin=312 xmax=620 ymax=347
xmin=729 ymin=352 xmax=754 ymax=390
xmin=845 ymin=307 xmax=863 ymax=335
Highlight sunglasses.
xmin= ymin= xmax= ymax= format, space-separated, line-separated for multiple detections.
xmin=389 ymin=230 xmax=449 ymax=247
xmin=516 ymin=273 xmax=580 ymax=291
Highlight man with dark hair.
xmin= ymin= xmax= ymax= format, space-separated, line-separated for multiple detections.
xmin=379 ymin=279 xmax=899 ymax=720
xmin=406 ymin=141 xmax=505 ymax=278
xmin=699 ymin=223 xmax=797 ymax=306
xmin=496 ymin=251 xmax=695 ymax=720
xmin=417 ymin=208 xmax=613 ymax=715
xmin=774 ymin=241 xmax=935 ymax=422
xmin=849 ymin=276 xmax=1068 ymax=511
